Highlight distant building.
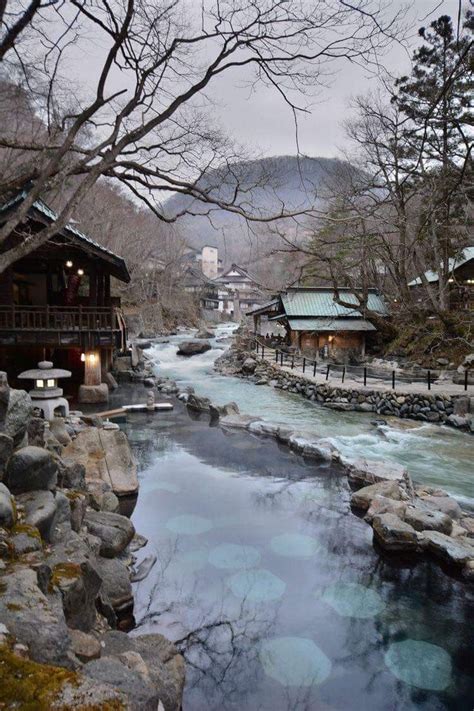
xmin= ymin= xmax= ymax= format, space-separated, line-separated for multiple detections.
xmin=0 ymin=191 xmax=130 ymax=402
xmin=182 ymin=245 xmax=223 ymax=279
xmin=182 ymin=267 xmax=219 ymax=310
xmin=408 ymin=247 xmax=474 ymax=311
xmin=248 ymin=287 xmax=387 ymax=359
xmin=212 ymin=264 xmax=265 ymax=317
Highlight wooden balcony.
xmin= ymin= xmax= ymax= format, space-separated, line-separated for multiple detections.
xmin=0 ymin=305 xmax=123 ymax=348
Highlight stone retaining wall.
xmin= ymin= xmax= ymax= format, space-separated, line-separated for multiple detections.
xmin=216 ymin=347 xmax=473 ymax=431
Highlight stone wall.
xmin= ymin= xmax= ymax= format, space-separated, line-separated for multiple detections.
xmin=215 ymin=345 xmax=473 ymax=431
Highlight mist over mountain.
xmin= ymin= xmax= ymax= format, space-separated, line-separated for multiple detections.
xmin=164 ymin=155 xmax=354 ymax=269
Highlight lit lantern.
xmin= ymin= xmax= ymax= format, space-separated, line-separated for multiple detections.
xmin=77 ymin=268 xmax=84 ymax=276
xmin=18 ymin=361 xmax=71 ymax=421
xmin=66 ymin=260 xmax=73 ymax=268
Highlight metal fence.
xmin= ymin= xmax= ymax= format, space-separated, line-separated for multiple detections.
xmin=253 ymin=338 xmax=472 ymax=392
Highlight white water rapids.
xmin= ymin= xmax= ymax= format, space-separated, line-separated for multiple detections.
xmin=147 ymin=324 xmax=474 ymax=506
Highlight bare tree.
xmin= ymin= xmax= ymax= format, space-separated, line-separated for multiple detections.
xmin=0 ymin=0 xmax=405 ymax=274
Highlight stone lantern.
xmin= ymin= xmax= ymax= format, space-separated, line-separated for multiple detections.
xmin=18 ymin=360 xmax=71 ymax=421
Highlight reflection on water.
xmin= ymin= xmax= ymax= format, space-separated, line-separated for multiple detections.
xmin=147 ymin=326 xmax=474 ymax=505
xmin=119 ymin=398 xmax=474 ymax=711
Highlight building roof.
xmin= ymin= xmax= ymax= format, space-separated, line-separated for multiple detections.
xmin=407 ymin=247 xmax=474 ymax=287
xmin=286 ymin=317 xmax=376 ymax=332
xmin=246 ymin=299 xmax=279 ymax=316
xmin=0 ymin=189 xmax=131 ymax=282
xmin=281 ymin=288 xmax=387 ymax=318
xmin=214 ymin=263 xmax=259 ymax=285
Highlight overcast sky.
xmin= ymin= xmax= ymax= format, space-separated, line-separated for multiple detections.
xmin=205 ymin=0 xmax=463 ymax=160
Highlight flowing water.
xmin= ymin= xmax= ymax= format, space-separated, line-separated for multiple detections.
xmin=120 ymin=325 xmax=473 ymax=710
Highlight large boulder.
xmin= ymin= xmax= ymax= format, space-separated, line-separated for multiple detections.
xmin=417 ymin=494 xmax=462 ymax=521
xmin=404 ymin=504 xmax=453 ymax=535
xmin=346 ymin=458 xmax=410 ymax=488
xmin=16 ymin=490 xmax=58 ymax=542
xmin=94 ymin=557 xmax=134 ymax=630
xmin=5 ymin=446 xmax=58 ymax=494
xmin=83 ymin=655 xmax=160 ymax=710
xmin=0 ymin=386 xmax=33 ymax=448
xmin=209 ymin=401 xmax=240 ymax=421
xmin=49 ymin=418 xmax=72 ymax=447
xmin=195 ymin=327 xmax=215 ymax=339
xmin=364 ymin=495 xmax=407 ymax=523
xmin=63 ymin=428 xmax=138 ymax=498
xmin=0 ymin=481 xmax=15 ymax=528
xmin=176 ymin=340 xmax=211 ymax=356
xmin=100 ymin=631 xmax=185 ymax=711
xmin=219 ymin=413 xmax=262 ymax=429
xmin=351 ymin=481 xmax=404 ymax=511
xmin=241 ymin=357 xmax=257 ymax=374
xmin=0 ymin=566 xmax=72 ymax=667
xmin=372 ymin=513 xmax=421 ymax=552
xmin=57 ymin=457 xmax=86 ymax=491
xmin=288 ymin=434 xmax=336 ymax=462
xmin=421 ymin=530 xmax=474 ymax=568
xmin=77 ymin=384 xmax=109 ymax=404
xmin=83 ymin=510 xmax=135 ymax=558
xmin=69 ymin=629 xmax=102 ymax=662
xmin=0 ymin=432 xmax=13 ymax=475
xmin=49 ymin=560 xmax=102 ymax=632
xmin=186 ymin=394 xmax=211 ymax=412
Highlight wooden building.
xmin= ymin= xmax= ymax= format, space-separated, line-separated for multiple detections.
xmin=249 ymin=287 xmax=387 ymax=360
xmin=213 ymin=264 xmax=265 ymax=317
xmin=408 ymin=247 xmax=474 ymax=311
xmin=0 ymin=192 xmax=130 ymax=401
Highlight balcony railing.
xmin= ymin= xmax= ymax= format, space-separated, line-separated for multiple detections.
xmin=0 ymin=305 xmax=118 ymax=332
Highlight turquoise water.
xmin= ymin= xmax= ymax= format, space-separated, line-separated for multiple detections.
xmin=123 ymin=399 xmax=474 ymax=710
xmin=148 ymin=326 xmax=474 ymax=505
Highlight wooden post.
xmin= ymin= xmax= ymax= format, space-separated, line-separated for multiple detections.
xmin=364 ymin=367 xmax=367 ymax=387
xmin=464 ymin=369 xmax=468 ymax=391
xmin=303 ymin=357 xmax=306 ymax=373
xmin=262 ymin=346 xmax=265 ymax=359
xmin=427 ymin=370 xmax=431 ymax=390
xmin=291 ymin=356 xmax=294 ymax=369
xmin=326 ymin=364 xmax=330 ymax=381
xmin=84 ymin=349 xmax=101 ymax=386
xmin=342 ymin=366 xmax=345 ymax=383
xmin=313 ymin=360 xmax=316 ymax=377
xmin=275 ymin=350 xmax=278 ymax=363
xmin=392 ymin=370 xmax=395 ymax=389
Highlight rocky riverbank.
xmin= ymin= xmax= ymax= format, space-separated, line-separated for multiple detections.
xmin=0 ymin=371 xmax=185 ymax=710
xmin=170 ymin=338 xmax=474 ymax=581
xmin=132 ymin=344 xmax=474 ymax=582
xmin=215 ymin=338 xmax=474 ymax=431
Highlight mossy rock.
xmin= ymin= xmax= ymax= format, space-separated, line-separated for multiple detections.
xmin=49 ymin=562 xmax=82 ymax=591
xmin=11 ymin=524 xmax=42 ymax=542
xmin=0 ymin=643 xmax=77 ymax=710
xmin=0 ymin=643 xmax=126 ymax=710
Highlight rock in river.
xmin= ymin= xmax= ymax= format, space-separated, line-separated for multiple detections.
xmin=372 ymin=513 xmax=421 ymax=552
xmin=84 ymin=509 xmax=135 ymax=558
xmin=177 ymin=340 xmax=211 ymax=356
xmin=351 ymin=481 xmax=404 ymax=511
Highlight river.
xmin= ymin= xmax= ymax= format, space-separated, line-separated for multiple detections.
xmin=117 ymin=325 xmax=473 ymax=710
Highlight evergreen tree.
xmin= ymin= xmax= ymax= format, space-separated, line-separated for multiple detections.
xmin=393 ymin=13 xmax=473 ymax=310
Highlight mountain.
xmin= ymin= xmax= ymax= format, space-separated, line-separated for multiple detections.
xmin=164 ymin=155 xmax=353 ymax=272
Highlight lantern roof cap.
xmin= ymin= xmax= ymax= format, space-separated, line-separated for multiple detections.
xmin=18 ymin=361 xmax=72 ymax=380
